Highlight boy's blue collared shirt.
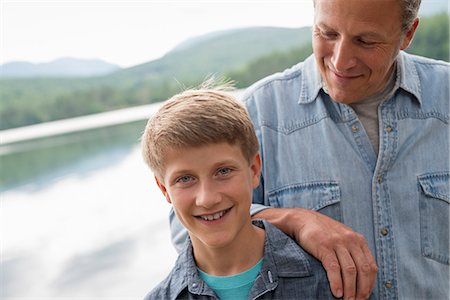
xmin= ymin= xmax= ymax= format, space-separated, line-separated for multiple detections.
xmin=146 ymin=220 xmax=336 ymax=299
xmin=242 ymin=52 xmax=449 ymax=300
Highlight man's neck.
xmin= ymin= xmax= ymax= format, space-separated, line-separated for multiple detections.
xmin=192 ymin=223 xmax=265 ymax=276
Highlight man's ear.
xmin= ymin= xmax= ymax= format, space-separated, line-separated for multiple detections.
xmin=250 ymin=152 xmax=262 ymax=188
xmin=155 ymin=176 xmax=172 ymax=204
xmin=400 ymin=18 xmax=419 ymax=50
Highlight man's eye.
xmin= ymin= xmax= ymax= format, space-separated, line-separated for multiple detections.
xmin=358 ymin=38 xmax=376 ymax=46
xmin=321 ymin=31 xmax=338 ymax=39
xmin=217 ymin=167 xmax=232 ymax=176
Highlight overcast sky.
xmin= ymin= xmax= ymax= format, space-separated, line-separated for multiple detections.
xmin=1 ymin=1 xmax=315 ymax=68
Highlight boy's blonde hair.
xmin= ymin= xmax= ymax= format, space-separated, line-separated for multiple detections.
xmin=141 ymin=86 xmax=259 ymax=178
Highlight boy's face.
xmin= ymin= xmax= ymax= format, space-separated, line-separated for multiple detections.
xmin=155 ymin=142 xmax=261 ymax=250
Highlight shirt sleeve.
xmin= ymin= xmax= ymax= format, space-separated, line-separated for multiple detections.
xmin=169 ymin=207 xmax=188 ymax=254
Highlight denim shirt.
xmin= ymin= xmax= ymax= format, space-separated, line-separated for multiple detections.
xmin=147 ymin=220 xmax=336 ymax=300
xmin=241 ymin=52 xmax=449 ymax=300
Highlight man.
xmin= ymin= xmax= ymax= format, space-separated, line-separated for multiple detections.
xmin=242 ymin=0 xmax=449 ymax=299
xmin=172 ymin=0 xmax=449 ymax=299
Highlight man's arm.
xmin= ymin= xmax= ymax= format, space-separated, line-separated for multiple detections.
xmin=254 ymin=207 xmax=378 ymax=300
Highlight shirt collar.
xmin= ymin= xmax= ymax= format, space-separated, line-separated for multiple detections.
xmin=166 ymin=238 xmax=215 ymax=298
xmin=167 ymin=219 xmax=313 ymax=298
xmin=299 ymin=51 xmax=422 ymax=105
xmin=255 ymin=219 xmax=312 ymax=278
xmin=299 ymin=54 xmax=323 ymax=104
xmin=397 ymin=51 xmax=422 ymax=105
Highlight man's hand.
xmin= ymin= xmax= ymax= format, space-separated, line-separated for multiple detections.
xmin=254 ymin=207 xmax=378 ymax=300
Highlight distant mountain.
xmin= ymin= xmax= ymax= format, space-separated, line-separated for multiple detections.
xmin=0 ymin=57 xmax=121 ymax=78
xmin=113 ymin=26 xmax=312 ymax=82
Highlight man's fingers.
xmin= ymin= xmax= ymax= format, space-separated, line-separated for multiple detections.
xmin=336 ymin=246 xmax=357 ymax=300
xmin=292 ymin=210 xmax=377 ymax=299
xmin=320 ymin=250 xmax=343 ymax=298
xmin=348 ymin=247 xmax=375 ymax=299
xmin=359 ymin=244 xmax=378 ymax=297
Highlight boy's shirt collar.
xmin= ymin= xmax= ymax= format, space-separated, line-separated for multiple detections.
xmin=166 ymin=219 xmax=313 ymax=298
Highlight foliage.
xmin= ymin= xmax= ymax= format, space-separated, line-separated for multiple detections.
xmin=226 ymin=44 xmax=313 ymax=88
xmin=406 ymin=13 xmax=449 ymax=61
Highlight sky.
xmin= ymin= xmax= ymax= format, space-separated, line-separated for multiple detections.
xmin=1 ymin=0 xmax=315 ymax=68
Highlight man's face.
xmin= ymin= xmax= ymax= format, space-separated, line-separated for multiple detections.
xmin=312 ymin=0 xmax=417 ymax=104
xmin=155 ymin=142 xmax=261 ymax=251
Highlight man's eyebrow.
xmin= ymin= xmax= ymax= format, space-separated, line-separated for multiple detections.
xmin=315 ymin=22 xmax=334 ymax=31
xmin=315 ymin=22 xmax=385 ymax=39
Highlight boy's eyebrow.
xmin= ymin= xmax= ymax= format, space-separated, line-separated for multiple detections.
xmin=168 ymin=169 xmax=193 ymax=178
xmin=168 ymin=158 xmax=241 ymax=178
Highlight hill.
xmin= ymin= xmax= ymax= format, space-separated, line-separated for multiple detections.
xmin=111 ymin=26 xmax=311 ymax=82
xmin=0 ymin=58 xmax=120 ymax=78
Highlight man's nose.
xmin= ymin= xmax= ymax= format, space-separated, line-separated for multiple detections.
xmin=331 ymin=38 xmax=357 ymax=72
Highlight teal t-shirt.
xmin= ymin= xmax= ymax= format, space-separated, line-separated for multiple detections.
xmin=197 ymin=258 xmax=263 ymax=300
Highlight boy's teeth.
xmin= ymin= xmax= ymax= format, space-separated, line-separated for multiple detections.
xmin=201 ymin=209 xmax=227 ymax=221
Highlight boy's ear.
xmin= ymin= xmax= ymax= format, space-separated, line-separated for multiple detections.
xmin=250 ymin=152 xmax=262 ymax=188
xmin=154 ymin=176 xmax=172 ymax=204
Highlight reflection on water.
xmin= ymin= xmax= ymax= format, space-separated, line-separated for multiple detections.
xmin=1 ymin=120 xmax=147 ymax=192
xmin=1 ymin=121 xmax=177 ymax=298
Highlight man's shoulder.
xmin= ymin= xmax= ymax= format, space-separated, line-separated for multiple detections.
xmin=241 ymin=54 xmax=316 ymax=103
xmin=401 ymin=52 xmax=450 ymax=77
xmin=399 ymin=52 xmax=449 ymax=110
xmin=403 ymin=51 xmax=450 ymax=67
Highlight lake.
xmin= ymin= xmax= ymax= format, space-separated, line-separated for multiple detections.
xmin=1 ymin=118 xmax=178 ymax=298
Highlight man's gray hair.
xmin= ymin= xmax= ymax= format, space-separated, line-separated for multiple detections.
xmin=312 ymin=0 xmax=421 ymax=33
xmin=401 ymin=0 xmax=421 ymax=32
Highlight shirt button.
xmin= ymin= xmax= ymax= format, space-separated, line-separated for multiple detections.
xmin=381 ymin=228 xmax=389 ymax=236
xmin=377 ymin=176 xmax=383 ymax=183
xmin=386 ymin=126 xmax=393 ymax=133
xmin=351 ymin=125 xmax=359 ymax=132
xmin=385 ymin=280 xmax=393 ymax=288
xmin=192 ymin=283 xmax=197 ymax=288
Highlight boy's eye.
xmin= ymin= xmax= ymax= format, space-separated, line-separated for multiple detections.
xmin=216 ymin=167 xmax=232 ymax=177
xmin=176 ymin=175 xmax=194 ymax=184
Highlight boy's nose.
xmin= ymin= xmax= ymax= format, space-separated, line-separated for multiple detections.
xmin=195 ymin=181 xmax=221 ymax=208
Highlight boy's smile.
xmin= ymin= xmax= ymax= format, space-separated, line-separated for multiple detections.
xmin=155 ymin=142 xmax=261 ymax=251
xmin=195 ymin=207 xmax=231 ymax=222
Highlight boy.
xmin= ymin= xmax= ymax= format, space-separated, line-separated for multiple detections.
xmin=141 ymin=85 xmax=336 ymax=299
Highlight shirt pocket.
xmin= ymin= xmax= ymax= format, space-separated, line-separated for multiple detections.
xmin=418 ymin=172 xmax=449 ymax=265
xmin=267 ymin=181 xmax=342 ymax=222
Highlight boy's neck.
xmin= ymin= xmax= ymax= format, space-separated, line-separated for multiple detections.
xmin=191 ymin=223 xmax=265 ymax=276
